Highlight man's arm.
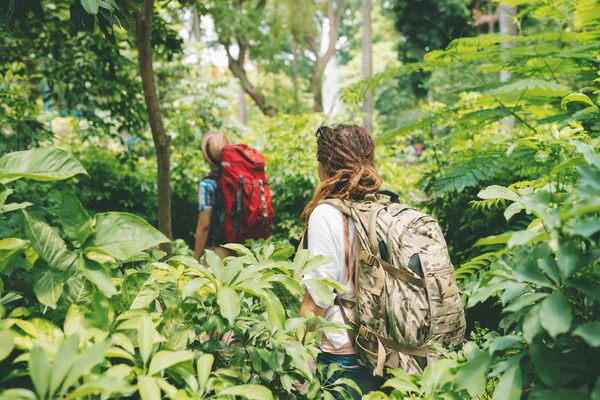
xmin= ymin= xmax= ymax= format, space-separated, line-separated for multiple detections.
xmin=194 ymin=210 xmax=212 ymax=260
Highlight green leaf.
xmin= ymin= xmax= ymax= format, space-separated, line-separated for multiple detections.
xmin=503 ymin=293 xmax=548 ymax=313
xmin=122 ymin=272 xmax=159 ymax=310
xmin=217 ymin=384 xmax=274 ymax=400
xmin=138 ymin=376 xmax=161 ymax=400
xmin=182 ymin=278 xmax=209 ymax=299
xmin=197 ymin=353 xmax=214 ymax=393
xmin=272 ymin=246 xmax=295 ymax=261
xmin=0 ymin=238 xmax=29 ymax=272
xmin=23 ymin=210 xmax=76 ymax=271
xmin=454 ymin=352 xmax=492 ymax=397
xmin=205 ymin=251 xmax=224 ymax=281
xmin=60 ymin=341 xmax=111 ymax=395
xmin=29 ymin=344 xmax=50 ymax=400
xmin=489 ymin=336 xmax=523 ymax=354
xmin=303 ymin=278 xmax=335 ymax=306
xmin=381 ymin=377 xmax=420 ymax=393
xmin=49 ymin=334 xmax=79 ymax=398
xmin=112 ymin=333 xmax=135 ymax=354
xmin=556 ymin=242 xmax=579 ymax=280
xmin=222 ymin=243 xmax=252 ymax=256
xmin=561 ymin=93 xmax=598 ymax=110
xmin=572 ymin=322 xmax=600 ymax=347
xmin=64 ymin=377 xmax=130 ymax=400
xmin=478 ymin=185 xmax=520 ymax=202
xmin=264 ymin=289 xmax=285 ymax=329
xmin=484 ymin=79 xmax=571 ymax=102
xmin=0 ymin=388 xmax=37 ymax=399
xmin=217 ymin=287 xmax=240 ymax=325
xmin=492 ymin=359 xmax=522 ymax=400
xmin=64 ymin=274 xmax=93 ymax=305
xmin=539 ymin=292 xmax=572 ymax=339
xmin=299 ymin=254 xmax=331 ymax=276
xmin=537 ymin=257 xmax=561 ymax=285
xmin=148 ymin=350 xmax=195 ymax=376
xmin=293 ymin=249 xmax=311 ymax=272
xmin=85 ymin=213 xmax=169 ymax=260
xmin=33 ymin=270 xmax=65 ymax=309
xmin=59 ymin=189 xmax=93 ymax=246
xmin=80 ymin=0 xmax=99 ymax=14
xmin=0 ymin=147 xmax=87 ymax=184
xmin=507 ymin=230 xmax=547 ymax=248
xmin=80 ymin=257 xmax=117 ymax=298
xmin=513 ymin=267 xmax=554 ymax=288
xmin=138 ymin=316 xmax=155 ymax=368
xmin=266 ymin=274 xmax=303 ymax=297
xmin=0 ymin=330 xmax=15 ymax=361
xmin=474 ymin=232 xmax=513 ymax=246
xmin=530 ymin=343 xmax=560 ymax=388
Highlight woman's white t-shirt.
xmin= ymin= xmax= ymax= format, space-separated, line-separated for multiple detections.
xmin=301 ymin=203 xmax=356 ymax=351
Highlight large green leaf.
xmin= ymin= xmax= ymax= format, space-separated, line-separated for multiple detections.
xmin=122 ymin=272 xmax=159 ymax=310
xmin=218 ymin=384 xmax=274 ymax=400
xmin=492 ymin=359 xmax=522 ymax=400
xmin=64 ymin=377 xmax=131 ymax=400
xmin=29 ymin=344 xmax=50 ymax=400
xmin=217 ymin=287 xmax=240 ymax=325
xmin=33 ymin=270 xmax=66 ymax=309
xmin=80 ymin=257 xmax=117 ymax=298
xmin=572 ymin=322 xmax=600 ymax=347
xmin=197 ymin=354 xmax=214 ymax=393
xmin=539 ymin=292 xmax=572 ymax=338
xmin=85 ymin=213 xmax=169 ymax=260
xmin=0 ymin=238 xmax=29 ymax=272
xmin=148 ymin=350 xmax=195 ymax=376
xmin=64 ymin=275 xmax=94 ymax=305
xmin=80 ymin=0 xmax=99 ymax=14
xmin=59 ymin=189 xmax=93 ymax=246
xmin=0 ymin=330 xmax=15 ymax=362
xmin=49 ymin=334 xmax=79 ymax=398
xmin=138 ymin=316 xmax=155 ymax=368
xmin=481 ymin=79 xmax=572 ymax=103
xmin=137 ymin=376 xmax=160 ymax=400
xmin=0 ymin=147 xmax=87 ymax=184
xmin=530 ymin=343 xmax=560 ymax=388
xmin=454 ymin=352 xmax=492 ymax=397
xmin=23 ymin=211 xmax=77 ymax=271
xmin=60 ymin=341 xmax=111 ymax=395
xmin=264 ymin=289 xmax=285 ymax=329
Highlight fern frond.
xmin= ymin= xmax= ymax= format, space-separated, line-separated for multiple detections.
xmin=430 ymin=153 xmax=510 ymax=196
xmin=456 ymin=249 xmax=508 ymax=283
xmin=470 ymin=198 xmax=507 ymax=211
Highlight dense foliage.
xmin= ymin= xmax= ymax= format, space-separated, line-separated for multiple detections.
xmin=1 ymin=0 xmax=600 ymax=398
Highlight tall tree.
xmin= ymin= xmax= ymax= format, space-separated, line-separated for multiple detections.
xmin=302 ymin=0 xmax=344 ymax=112
xmin=203 ymin=0 xmax=278 ymax=117
xmin=362 ymin=0 xmax=373 ymax=131
xmin=136 ymin=0 xmax=173 ymax=255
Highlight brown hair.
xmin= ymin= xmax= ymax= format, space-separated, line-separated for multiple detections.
xmin=301 ymin=124 xmax=382 ymax=279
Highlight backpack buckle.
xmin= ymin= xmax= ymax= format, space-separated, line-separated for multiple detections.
xmin=358 ymin=325 xmax=376 ymax=342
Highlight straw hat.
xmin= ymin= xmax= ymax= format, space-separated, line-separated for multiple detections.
xmin=201 ymin=130 xmax=230 ymax=166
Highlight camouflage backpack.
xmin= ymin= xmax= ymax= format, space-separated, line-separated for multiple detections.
xmin=323 ymin=191 xmax=465 ymax=376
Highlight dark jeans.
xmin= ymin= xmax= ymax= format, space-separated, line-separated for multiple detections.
xmin=317 ymin=352 xmax=385 ymax=400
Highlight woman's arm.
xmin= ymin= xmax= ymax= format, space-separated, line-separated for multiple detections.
xmin=193 ymin=210 xmax=212 ymax=260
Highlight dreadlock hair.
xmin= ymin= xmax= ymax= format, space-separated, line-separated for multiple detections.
xmin=301 ymin=124 xmax=382 ymax=281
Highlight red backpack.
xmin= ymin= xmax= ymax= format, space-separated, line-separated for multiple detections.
xmin=217 ymin=144 xmax=273 ymax=244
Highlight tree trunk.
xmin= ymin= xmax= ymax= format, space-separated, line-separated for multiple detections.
xmin=362 ymin=0 xmax=373 ymax=132
xmin=291 ymin=34 xmax=301 ymax=114
xmin=488 ymin=1 xmax=494 ymax=34
xmin=499 ymin=2 xmax=517 ymax=127
xmin=227 ymin=56 xmax=277 ymax=117
xmin=238 ymin=85 xmax=246 ymax=124
xmin=136 ymin=0 xmax=172 ymax=256
xmin=312 ymin=66 xmax=324 ymax=113
xmin=499 ymin=2 xmax=517 ymax=83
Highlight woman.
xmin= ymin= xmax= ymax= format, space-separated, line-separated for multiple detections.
xmin=299 ymin=124 xmax=385 ymax=399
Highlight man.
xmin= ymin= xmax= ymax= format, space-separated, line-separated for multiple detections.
xmin=194 ymin=130 xmax=234 ymax=260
